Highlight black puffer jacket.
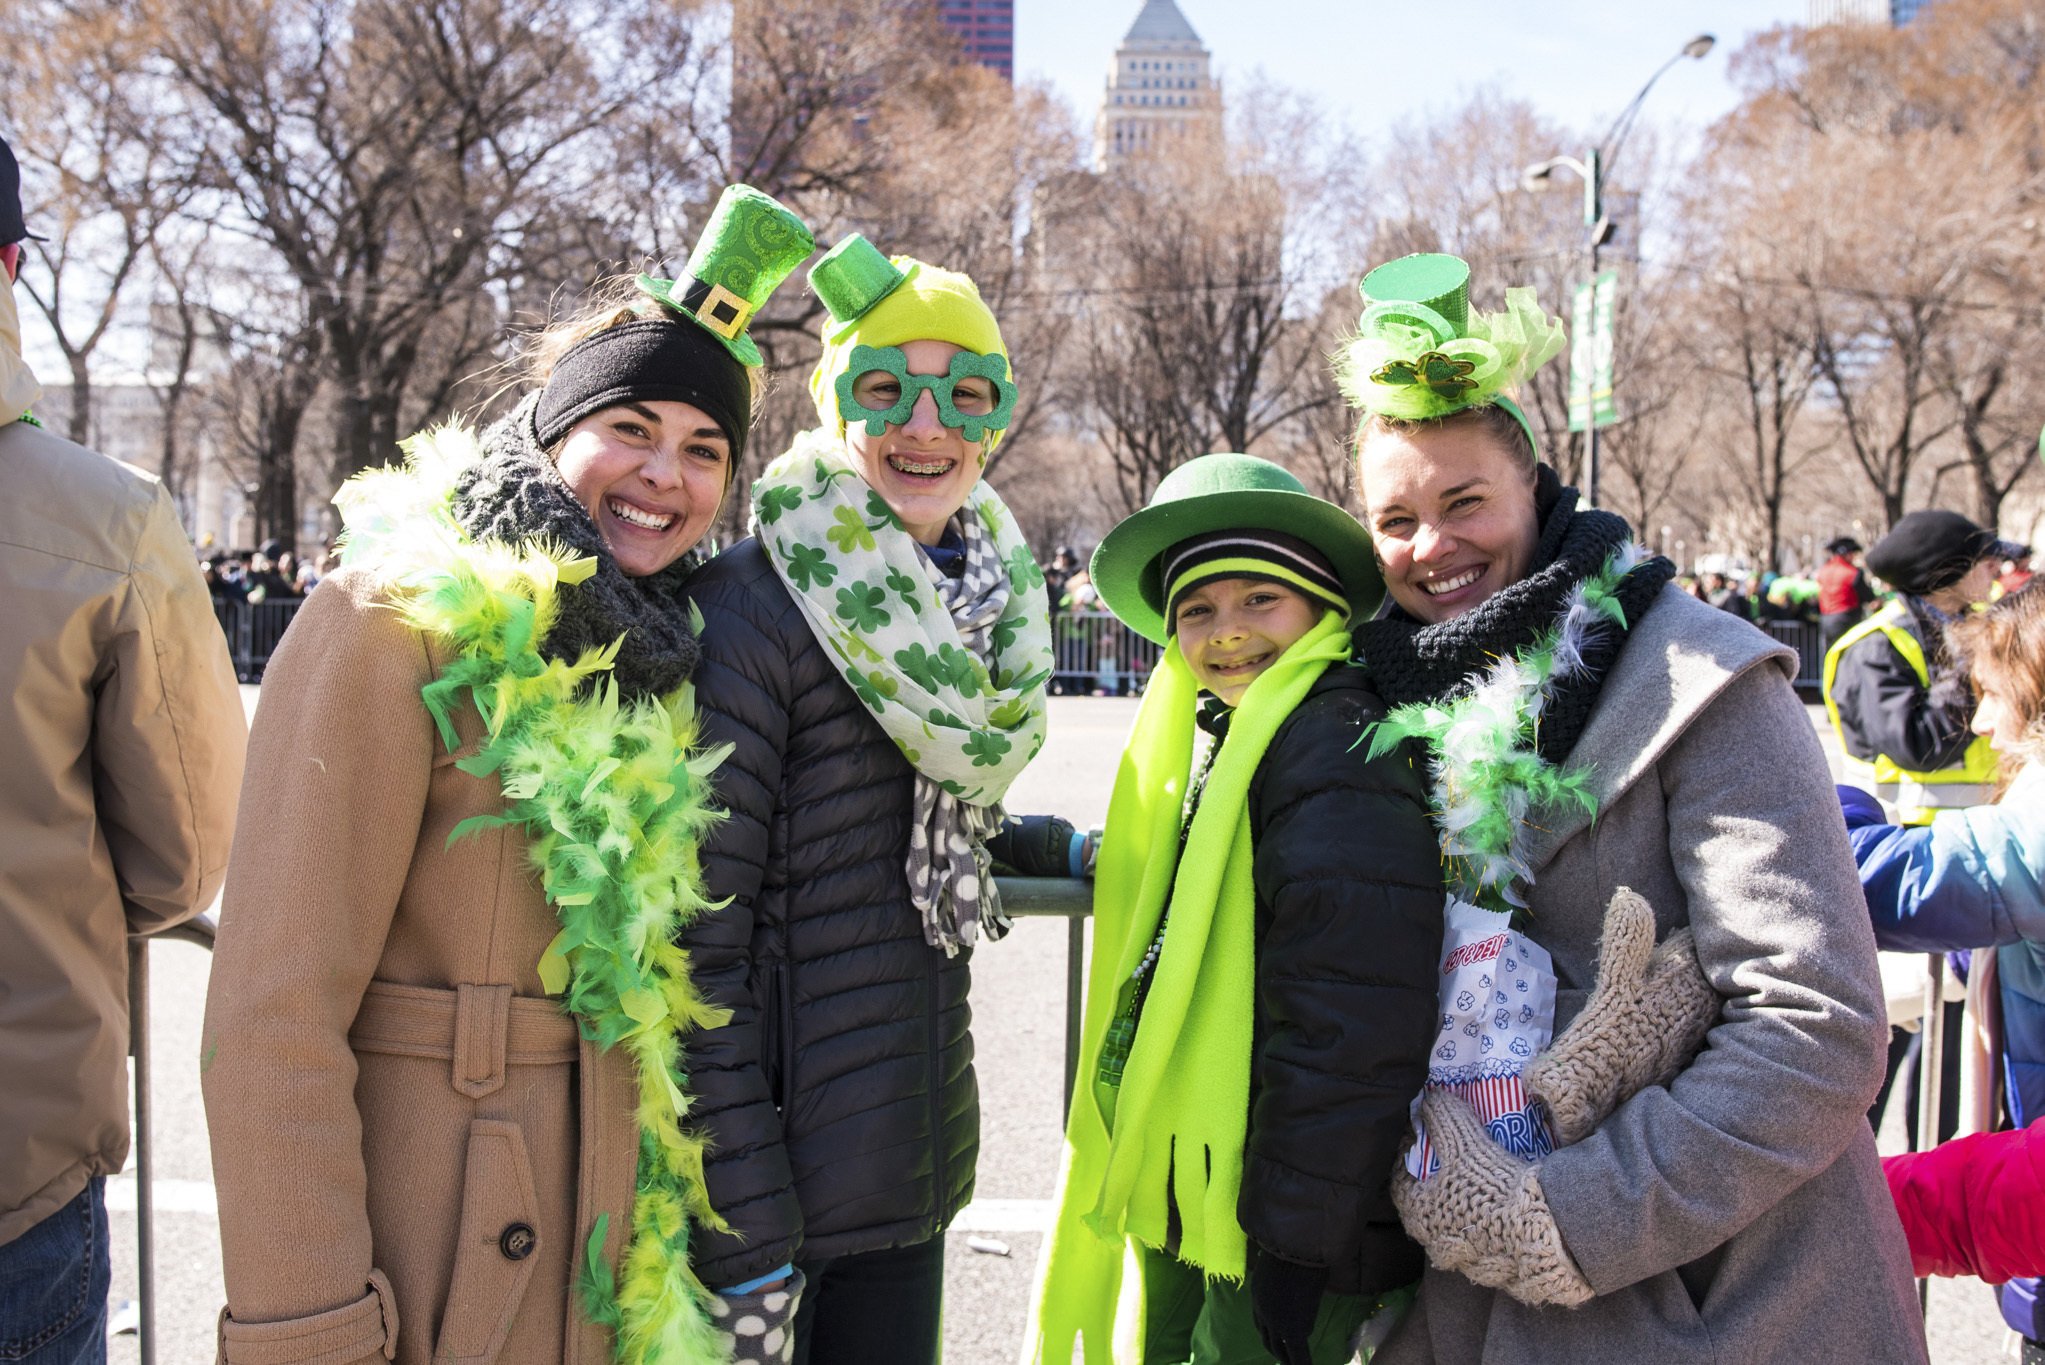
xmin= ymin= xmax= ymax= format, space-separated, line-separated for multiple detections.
xmin=675 ymin=538 xmax=976 ymax=1288
xmin=1238 ymin=663 xmax=1443 ymax=1297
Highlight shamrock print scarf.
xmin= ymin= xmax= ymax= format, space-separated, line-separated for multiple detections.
xmin=752 ymin=429 xmax=1055 ymax=954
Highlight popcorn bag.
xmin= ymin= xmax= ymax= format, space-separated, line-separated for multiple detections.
xmin=1406 ymin=899 xmax=1559 ymax=1180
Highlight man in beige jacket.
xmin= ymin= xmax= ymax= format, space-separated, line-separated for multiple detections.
xmin=0 ymin=134 xmax=246 ymax=1363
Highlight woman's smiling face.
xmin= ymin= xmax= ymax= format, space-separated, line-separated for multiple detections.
xmin=844 ymin=338 xmax=993 ymax=546
xmin=1357 ymin=419 xmax=1540 ymax=624
xmin=553 ymin=399 xmax=729 ymax=577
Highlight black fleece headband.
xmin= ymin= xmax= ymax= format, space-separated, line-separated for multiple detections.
xmin=534 ymin=318 xmax=751 ymax=467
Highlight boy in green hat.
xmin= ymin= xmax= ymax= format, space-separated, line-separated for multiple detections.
xmin=1023 ymin=453 xmax=1445 ymax=1365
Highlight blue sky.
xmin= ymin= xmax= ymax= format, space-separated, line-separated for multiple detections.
xmin=1017 ymin=0 xmax=1809 ymax=150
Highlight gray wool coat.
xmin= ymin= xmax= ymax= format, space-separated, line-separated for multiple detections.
xmin=1378 ymin=586 xmax=1928 ymax=1365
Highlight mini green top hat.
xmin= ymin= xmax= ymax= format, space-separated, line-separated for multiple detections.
xmin=1091 ymin=453 xmax=1382 ymax=645
xmin=636 ymin=184 xmax=816 ymax=367
xmin=1336 ymin=252 xmax=1565 ymax=448
xmin=810 ymin=234 xmax=913 ymax=338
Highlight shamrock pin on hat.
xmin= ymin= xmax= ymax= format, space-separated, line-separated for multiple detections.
xmin=1091 ymin=453 xmax=1382 ymax=644
xmin=636 ymin=183 xmax=815 ymax=367
xmin=1336 ymin=252 xmax=1565 ymax=452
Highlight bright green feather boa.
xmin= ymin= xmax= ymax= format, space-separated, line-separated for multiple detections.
xmin=336 ymin=425 xmax=733 ymax=1365
xmin=1025 ymin=612 xmax=1351 ymax=1365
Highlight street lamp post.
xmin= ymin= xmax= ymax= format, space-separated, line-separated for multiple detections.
xmin=1521 ymin=32 xmax=1715 ymax=509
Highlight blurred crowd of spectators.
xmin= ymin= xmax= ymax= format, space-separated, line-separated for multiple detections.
xmin=1684 ymin=545 xmax=2033 ymax=632
xmin=196 ymin=537 xmax=341 ymax=607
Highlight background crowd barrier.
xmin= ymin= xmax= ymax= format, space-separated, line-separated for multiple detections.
xmin=1049 ymin=611 xmax=1826 ymax=697
xmin=1762 ymin=618 xmax=1825 ymax=691
xmin=996 ymin=877 xmax=1094 ymax=1116
xmin=1050 ymin=611 xmax=1162 ymax=696
xmin=211 ymin=599 xmax=306 ymax=683
xmin=209 ymin=600 xmax=1826 ymax=695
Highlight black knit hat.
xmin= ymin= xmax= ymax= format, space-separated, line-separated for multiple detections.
xmin=1161 ymin=528 xmax=1350 ymax=630
xmin=0 ymin=137 xmax=42 ymax=246
xmin=1865 ymin=510 xmax=2017 ymax=596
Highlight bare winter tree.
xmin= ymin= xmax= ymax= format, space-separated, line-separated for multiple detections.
xmin=1063 ymin=85 xmax=1366 ymax=514
xmin=3 ymin=1 xmax=192 ymax=445
xmin=1722 ymin=2 xmax=2045 ymax=532
xmin=152 ymin=0 xmax=717 ymax=482
xmin=1693 ymin=263 xmax=1823 ymax=572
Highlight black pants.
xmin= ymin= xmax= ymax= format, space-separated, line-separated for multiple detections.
xmin=790 ymin=1235 xmax=945 ymax=1365
xmin=1868 ymin=1002 xmax=1964 ymax=1148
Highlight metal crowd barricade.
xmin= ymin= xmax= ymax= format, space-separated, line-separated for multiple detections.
xmin=1916 ymin=953 xmax=1946 ymax=1310
xmin=211 ymin=598 xmax=306 ymax=682
xmin=1763 ymin=619 xmax=1824 ymax=690
xmin=996 ymin=877 xmax=1095 ymax=1116
xmin=1050 ymin=611 xmax=1163 ymax=696
xmin=127 ymin=913 xmax=216 ymax=1365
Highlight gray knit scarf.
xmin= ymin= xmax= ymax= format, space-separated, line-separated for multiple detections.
xmin=450 ymin=394 xmax=702 ymax=701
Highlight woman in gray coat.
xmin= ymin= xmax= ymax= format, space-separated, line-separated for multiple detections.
xmin=1342 ymin=253 xmax=1925 ymax=1363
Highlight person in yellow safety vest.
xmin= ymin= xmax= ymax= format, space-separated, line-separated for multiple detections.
xmin=1824 ymin=509 xmax=2021 ymax=823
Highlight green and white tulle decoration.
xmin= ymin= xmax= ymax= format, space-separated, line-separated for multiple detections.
xmin=1365 ymin=542 xmax=1645 ymax=918
xmin=1334 ymin=254 xmax=1566 ymax=425
xmin=1337 ymin=287 xmax=1565 ymax=422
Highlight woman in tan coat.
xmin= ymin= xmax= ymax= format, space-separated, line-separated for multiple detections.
xmin=202 ymin=189 xmax=816 ymax=1365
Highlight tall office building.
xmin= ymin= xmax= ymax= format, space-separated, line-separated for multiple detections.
xmin=1094 ymin=0 xmax=1221 ymax=170
xmin=934 ymin=0 xmax=1014 ymax=83
xmin=1807 ymin=0 xmax=1939 ymax=23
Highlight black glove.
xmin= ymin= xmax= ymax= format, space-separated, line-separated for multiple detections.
xmin=1247 ymin=1246 xmax=1328 ymax=1365
xmin=984 ymin=814 xmax=1079 ymax=878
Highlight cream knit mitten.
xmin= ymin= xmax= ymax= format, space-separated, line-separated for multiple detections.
xmin=709 ymin=1268 xmax=805 ymax=1365
xmin=1523 ymin=886 xmax=1720 ymax=1146
xmin=1391 ymin=1089 xmax=1595 ymax=1308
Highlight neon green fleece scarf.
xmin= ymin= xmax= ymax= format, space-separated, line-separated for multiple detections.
xmin=1024 ymin=611 xmax=1351 ymax=1365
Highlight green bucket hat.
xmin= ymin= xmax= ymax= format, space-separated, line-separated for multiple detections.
xmin=636 ymin=183 xmax=816 ymax=367
xmin=1091 ymin=453 xmax=1382 ymax=644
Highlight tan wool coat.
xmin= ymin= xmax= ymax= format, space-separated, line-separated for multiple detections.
xmin=202 ymin=566 xmax=640 ymax=1365
xmin=0 ymin=349 xmax=246 ymax=1245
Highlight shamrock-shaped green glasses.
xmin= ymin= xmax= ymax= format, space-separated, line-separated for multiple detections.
xmin=836 ymin=344 xmax=1018 ymax=442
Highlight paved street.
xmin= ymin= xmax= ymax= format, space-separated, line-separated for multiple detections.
xmin=110 ymin=693 xmax=2009 ymax=1362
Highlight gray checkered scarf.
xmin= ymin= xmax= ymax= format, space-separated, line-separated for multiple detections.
xmin=908 ymin=511 xmax=1013 ymax=957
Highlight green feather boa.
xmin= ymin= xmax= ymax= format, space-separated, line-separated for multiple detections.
xmin=336 ymin=425 xmax=734 ymax=1365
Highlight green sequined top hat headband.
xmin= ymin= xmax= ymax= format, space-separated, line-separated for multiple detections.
xmin=1335 ymin=252 xmax=1565 ymax=451
xmin=635 ymin=183 xmax=816 ymax=368
xmin=1090 ymin=453 xmax=1383 ymax=645
xmin=811 ymin=234 xmax=913 ymax=341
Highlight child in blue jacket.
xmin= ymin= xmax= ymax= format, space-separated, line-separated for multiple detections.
xmin=1845 ymin=581 xmax=2045 ymax=1349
